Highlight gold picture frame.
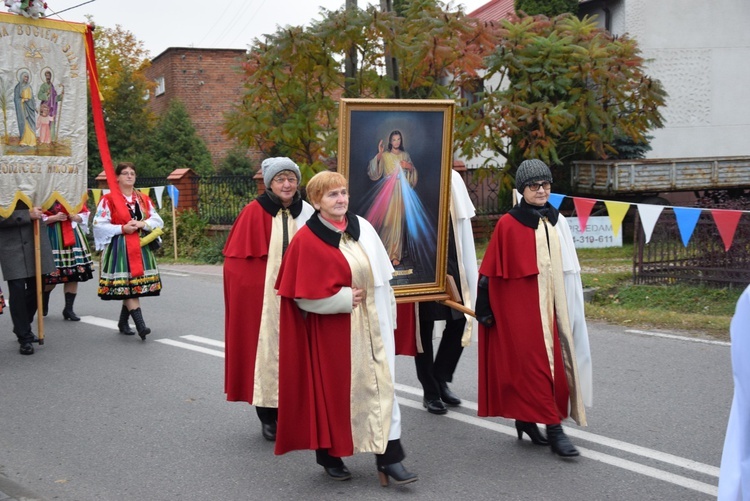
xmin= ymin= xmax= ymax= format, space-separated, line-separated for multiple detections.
xmin=338 ymin=98 xmax=455 ymax=300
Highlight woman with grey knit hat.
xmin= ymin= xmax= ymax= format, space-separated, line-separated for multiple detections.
xmin=475 ymin=159 xmax=592 ymax=458
xmin=223 ymin=157 xmax=315 ymax=442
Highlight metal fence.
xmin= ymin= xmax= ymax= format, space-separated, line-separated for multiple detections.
xmin=193 ymin=175 xmax=257 ymax=225
xmin=634 ymin=209 xmax=750 ymax=287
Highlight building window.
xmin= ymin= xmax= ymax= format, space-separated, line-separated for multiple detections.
xmin=461 ymin=78 xmax=484 ymax=118
xmin=154 ymin=76 xmax=165 ymax=97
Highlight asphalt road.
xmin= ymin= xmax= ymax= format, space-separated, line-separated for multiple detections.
xmin=0 ymin=264 xmax=732 ymax=500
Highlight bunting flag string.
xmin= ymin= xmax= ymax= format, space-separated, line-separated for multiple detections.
xmin=518 ymin=190 xmax=750 ymax=251
xmin=88 ymin=185 xmax=178 ymax=211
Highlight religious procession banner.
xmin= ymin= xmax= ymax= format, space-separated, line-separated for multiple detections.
xmin=0 ymin=13 xmax=88 ymax=218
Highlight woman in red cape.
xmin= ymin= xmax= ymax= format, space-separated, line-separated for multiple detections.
xmin=475 ymin=159 xmax=589 ymax=458
xmin=223 ymin=157 xmax=313 ymax=442
xmin=274 ymin=171 xmax=417 ymax=487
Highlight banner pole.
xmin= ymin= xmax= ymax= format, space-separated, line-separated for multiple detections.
xmin=33 ymin=219 xmax=45 ymax=345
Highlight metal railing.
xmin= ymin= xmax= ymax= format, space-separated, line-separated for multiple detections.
xmin=193 ymin=175 xmax=257 ymax=225
xmin=634 ymin=209 xmax=750 ymax=287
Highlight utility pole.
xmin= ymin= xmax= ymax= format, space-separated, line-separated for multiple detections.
xmin=380 ymin=0 xmax=401 ymax=98
xmin=345 ymin=0 xmax=358 ymax=97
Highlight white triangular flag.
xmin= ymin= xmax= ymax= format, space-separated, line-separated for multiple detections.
xmin=153 ymin=186 xmax=165 ymax=209
xmin=636 ymin=204 xmax=665 ymax=244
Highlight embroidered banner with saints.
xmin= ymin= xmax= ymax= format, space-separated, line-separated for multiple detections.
xmin=0 ymin=13 xmax=88 ymax=217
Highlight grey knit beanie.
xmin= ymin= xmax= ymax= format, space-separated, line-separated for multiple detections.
xmin=515 ymin=159 xmax=552 ymax=192
xmin=262 ymin=157 xmax=301 ymax=187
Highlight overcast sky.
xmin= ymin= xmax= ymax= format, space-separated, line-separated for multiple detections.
xmin=47 ymin=0 xmax=489 ymax=58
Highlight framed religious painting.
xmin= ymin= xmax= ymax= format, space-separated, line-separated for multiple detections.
xmin=338 ymin=98 xmax=455 ymax=301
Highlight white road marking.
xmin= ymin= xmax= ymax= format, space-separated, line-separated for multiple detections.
xmin=96 ymin=331 xmax=722 ymax=496
xmin=79 ymin=316 xmax=120 ymax=329
xmin=398 ymin=398 xmax=718 ymax=497
xmin=181 ymin=334 xmax=225 ymax=348
xmin=398 ymin=379 xmax=717 ymax=477
xmin=625 ymin=329 xmax=730 ymax=347
xmin=157 ymin=339 xmax=225 ymax=358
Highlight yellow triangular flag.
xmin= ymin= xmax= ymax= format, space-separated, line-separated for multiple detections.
xmin=91 ymin=189 xmax=102 ymax=207
xmin=604 ymin=200 xmax=631 ymax=237
xmin=138 ymin=187 xmax=151 ymax=198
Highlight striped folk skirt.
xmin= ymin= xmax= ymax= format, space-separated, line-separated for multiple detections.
xmin=97 ymin=234 xmax=162 ymax=300
xmin=44 ymin=223 xmax=95 ymax=285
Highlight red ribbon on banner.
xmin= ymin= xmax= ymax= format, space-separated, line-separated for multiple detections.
xmin=85 ymin=28 xmax=144 ymax=277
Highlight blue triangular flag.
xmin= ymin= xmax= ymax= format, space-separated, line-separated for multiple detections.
xmin=548 ymin=193 xmax=565 ymax=210
xmin=167 ymin=185 xmax=179 ymax=209
xmin=673 ymin=207 xmax=701 ymax=247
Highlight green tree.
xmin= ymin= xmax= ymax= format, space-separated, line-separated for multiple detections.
xmin=225 ymin=1 xmax=500 ymax=179
xmin=515 ymin=0 xmax=578 ymax=17
xmin=145 ymin=99 xmax=213 ymax=177
xmin=217 ymin=146 xmax=256 ymax=175
xmin=455 ymin=14 xmax=666 ymax=190
xmin=88 ymin=22 xmax=154 ymax=172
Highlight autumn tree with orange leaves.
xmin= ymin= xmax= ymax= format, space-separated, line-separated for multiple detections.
xmin=225 ymin=0 xmax=501 ymax=181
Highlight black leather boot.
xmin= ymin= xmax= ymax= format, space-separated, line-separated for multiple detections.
xmin=118 ymin=305 xmax=136 ymax=335
xmin=546 ymin=424 xmax=580 ymax=457
xmin=62 ymin=292 xmax=80 ymax=321
xmin=130 ymin=307 xmax=151 ymax=340
xmin=376 ymin=462 xmax=418 ymax=486
xmin=42 ymin=290 xmax=51 ymax=317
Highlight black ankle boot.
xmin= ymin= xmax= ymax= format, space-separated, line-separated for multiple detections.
xmin=515 ymin=420 xmax=549 ymax=445
xmin=42 ymin=290 xmax=51 ymax=317
xmin=376 ymin=462 xmax=418 ymax=487
xmin=130 ymin=307 xmax=151 ymax=340
xmin=546 ymin=424 xmax=580 ymax=457
xmin=118 ymin=305 xmax=136 ymax=335
xmin=62 ymin=292 xmax=80 ymax=321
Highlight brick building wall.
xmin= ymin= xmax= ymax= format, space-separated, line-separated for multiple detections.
xmin=144 ymin=47 xmax=259 ymax=168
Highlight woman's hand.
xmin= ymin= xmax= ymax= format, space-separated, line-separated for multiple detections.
xmin=48 ymin=212 xmax=68 ymax=222
xmin=352 ymin=287 xmax=365 ymax=309
xmin=122 ymin=220 xmax=139 ymax=234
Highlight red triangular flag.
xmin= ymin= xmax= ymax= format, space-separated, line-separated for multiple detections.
xmin=573 ymin=197 xmax=597 ymax=234
xmin=711 ymin=209 xmax=743 ymax=251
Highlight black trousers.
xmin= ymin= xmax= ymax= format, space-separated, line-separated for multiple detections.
xmin=256 ymin=406 xmax=278 ymax=425
xmin=316 ymin=439 xmax=405 ymax=467
xmin=6 ymin=277 xmax=38 ymax=344
xmin=415 ymin=314 xmax=466 ymax=402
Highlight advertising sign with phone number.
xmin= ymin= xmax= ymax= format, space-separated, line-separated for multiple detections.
xmin=567 ymin=216 xmax=622 ymax=249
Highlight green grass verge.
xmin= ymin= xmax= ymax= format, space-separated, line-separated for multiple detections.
xmin=576 ymin=245 xmax=740 ymax=340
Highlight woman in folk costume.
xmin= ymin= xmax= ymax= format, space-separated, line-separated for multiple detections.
xmin=41 ymin=200 xmax=95 ymax=321
xmin=475 ymin=159 xmax=592 ymax=458
xmin=274 ymin=171 xmax=417 ymax=486
xmin=93 ymin=162 xmax=163 ymax=340
xmin=718 ymin=285 xmax=750 ymax=500
xmin=223 ymin=157 xmax=313 ymax=442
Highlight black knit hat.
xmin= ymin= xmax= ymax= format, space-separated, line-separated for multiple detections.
xmin=515 ymin=159 xmax=552 ymax=192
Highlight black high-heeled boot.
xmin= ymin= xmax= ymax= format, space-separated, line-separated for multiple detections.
xmin=130 ymin=307 xmax=151 ymax=340
xmin=546 ymin=424 xmax=580 ymax=457
xmin=376 ymin=462 xmax=418 ymax=487
xmin=515 ymin=420 xmax=549 ymax=445
xmin=118 ymin=305 xmax=136 ymax=335
xmin=62 ymin=292 xmax=80 ymax=321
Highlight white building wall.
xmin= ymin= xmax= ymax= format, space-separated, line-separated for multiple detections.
xmin=586 ymin=0 xmax=750 ymax=159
